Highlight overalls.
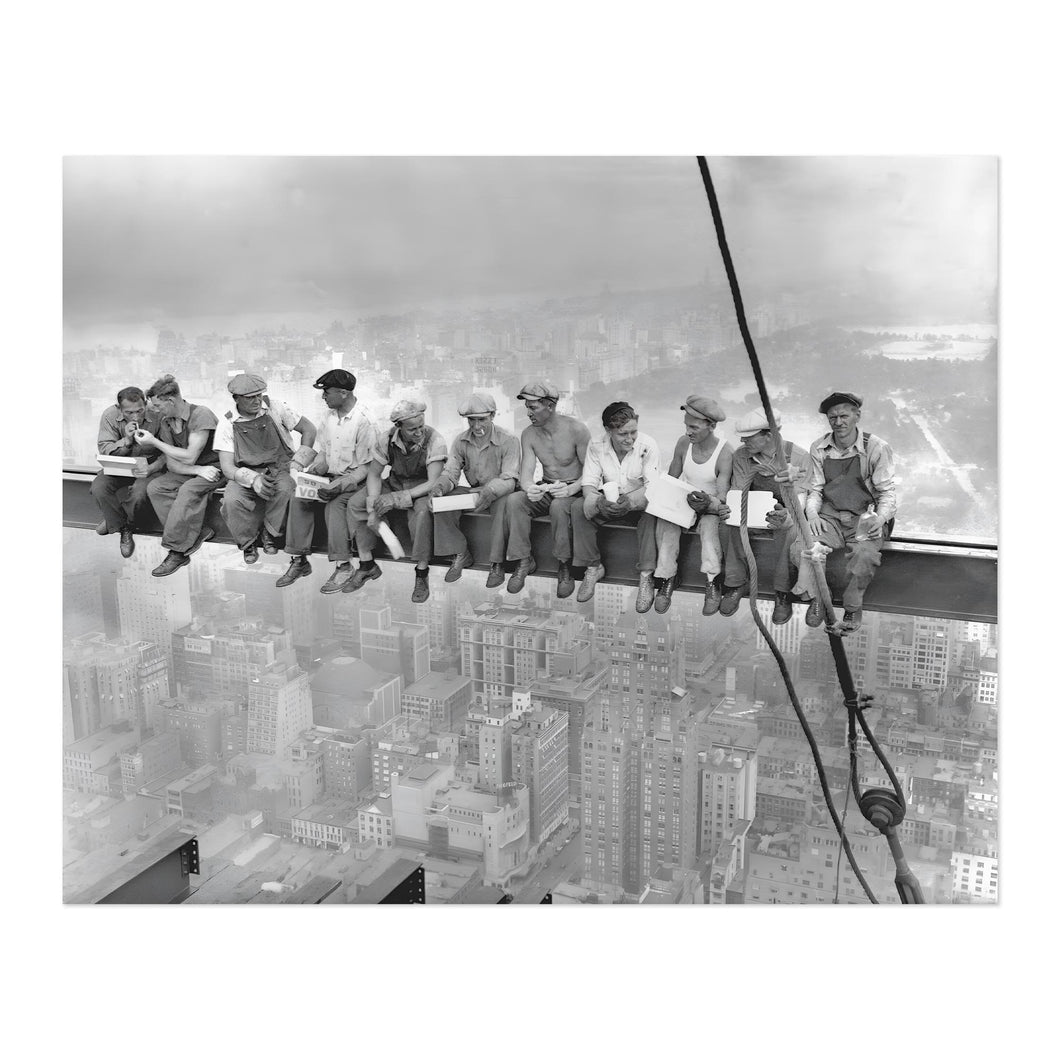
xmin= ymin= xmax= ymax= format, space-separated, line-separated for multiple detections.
xmin=349 ymin=430 xmax=436 ymax=565
xmin=793 ymin=435 xmax=888 ymax=610
xmin=221 ymin=410 xmax=296 ymax=550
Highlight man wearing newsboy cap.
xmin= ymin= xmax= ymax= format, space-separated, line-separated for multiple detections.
xmin=428 ymin=391 xmax=520 ymax=586
xmin=791 ymin=390 xmax=898 ymax=632
xmin=215 ymin=373 xmax=317 ymax=565
xmin=717 ymin=406 xmax=811 ymax=625
xmin=276 ymin=368 xmax=377 ymax=592
xmin=505 ymin=381 xmax=591 ymax=597
xmin=345 ymin=397 xmax=448 ymax=602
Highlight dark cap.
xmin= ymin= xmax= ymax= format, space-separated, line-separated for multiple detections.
xmin=818 ymin=391 xmax=863 ymax=415
xmin=601 ymin=401 xmax=636 ymax=427
xmin=314 ymin=369 xmax=357 ymax=391
xmin=517 ymin=382 xmax=560 ymax=402
xmin=681 ymin=395 xmax=726 ymax=423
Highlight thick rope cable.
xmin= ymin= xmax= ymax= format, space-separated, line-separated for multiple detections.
xmin=738 ymin=488 xmax=878 ymax=902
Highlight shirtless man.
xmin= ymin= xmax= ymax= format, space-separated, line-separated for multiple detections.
xmin=653 ymin=395 xmax=733 ymax=615
xmin=506 ymin=382 xmax=591 ymax=596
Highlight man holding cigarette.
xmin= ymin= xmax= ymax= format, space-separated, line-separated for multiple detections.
xmin=428 ymin=392 xmax=520 ymax=586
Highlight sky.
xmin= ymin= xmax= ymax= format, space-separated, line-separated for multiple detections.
xmin=63 ymin=156 xmax=998 ymax=347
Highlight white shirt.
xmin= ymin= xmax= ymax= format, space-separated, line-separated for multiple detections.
xmin=213 ymin=400 xmax=303 ymax=453
xmin=310 ymin=403 xmax=378 ymax=476
xmin=581 ymin=432 xmax=661 ymax=495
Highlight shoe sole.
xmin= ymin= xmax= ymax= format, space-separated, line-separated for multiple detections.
xmin=506 ymin=561 xmax=536 ymax=593
xmin=486 ymin=575 xmax=505 ymax=588
xmin=341 ymin=567 xmax=382 ymax=593
xmin=577 ymin=568 xmax=605 ymax=603
xmin=654 ymin=597 xmax=672 ymax=614
xmin=151 ymin=556 xmax=190 ymax=578
xmin=320 ymin=571 xmax=353 ymax=594
xmin=186 ymin=528 xmax=215 ymax=556
xmin=772 ymin=613 xmax=793 ymax=626
xmin=444 ymin=558 xmax=472 ymax=583
xmin=276 ymin=563 xmax=312 ymax=587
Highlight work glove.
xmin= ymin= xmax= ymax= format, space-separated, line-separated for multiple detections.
xmin=765 ymin=506 xmax=793 ymax=530
xmin=374 ymin=493 xmax=396 ymax=516
xmin=687 ymin=491 xmax=714 ymax=514
xmin=429 ymin=481 xmax=450 ymax=498
xmin=290 ymin=445 xmax=317 ymax=472
xmin=472 ymin=488 xmax=496 ymax=513
xmin=390 ymin=490 xmax=414 ymax=510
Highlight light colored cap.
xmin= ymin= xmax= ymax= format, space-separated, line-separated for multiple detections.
xmin=390 ymin=399 xmax=427 ymax=423
xmin=735 ymin=407 xmax=781 ymax=437
xmin=458 ymin=392 xmax=497 ymax=416
xmin=517 ymin=382 xmax=560 ymax=402
xmin=227 ymin=373 xmax=267 ymax=396
xmin=681 ymin=395 xmax=726 ymax=423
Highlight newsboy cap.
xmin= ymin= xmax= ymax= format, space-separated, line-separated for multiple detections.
xmin=681 ymin=395 xmax=726 ymax=423
xmin=458 ymin=393 xmax=497 ymax=416
xmin=818 ymin=391 xmax=863 ymax=415
xmin=227 ymin=373 xmax=267 ymax=397
xmin=314 ymin=369 xmax=357 ymax=391
xmin=390 ymin=399 xmax=428 ymax=423
xmin=517 ymin=382 xmax=560 ymax=402
xmin=734 ymin=407 xmax=781 ymax=437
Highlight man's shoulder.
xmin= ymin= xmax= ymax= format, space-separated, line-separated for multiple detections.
xmin=490 ymin=423 xmax=519 ymax=445
xmin=98 ymin=404 xmax=121 ymax=426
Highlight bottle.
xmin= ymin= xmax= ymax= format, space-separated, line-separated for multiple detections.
xmin=855 ymin=504 xmax=876 ymax=541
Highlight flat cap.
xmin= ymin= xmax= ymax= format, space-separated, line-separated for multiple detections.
xmin=681 ymin=395 xmax=726 ymax=423
xmin=734 ymin=407 xmax=781 ymax=437
xmin=390 ymin=399 xmax=427 ymax=423
xmin=458 ymin=392 xmax=497 ymax=416
xmin=517 ymin=382 xmax=560 ymax=402
xmin=313 ymin=369 xmax=357 ymax=391
xmin=227 ymin=373 xmax=267 ymax=396
xmin=818 ymin=391 xmax=863 ymax=415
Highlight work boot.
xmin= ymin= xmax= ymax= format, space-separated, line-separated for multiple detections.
xmin=186 ymin=527 xmax=215 ymax=556
xmin=243 ymin=543 xmax=260 ymax=565
xmin=805 ymin=596 xmax=825 ymax=628
xmin=445 ymin=550 xmax=474 ymax=583
xmin=151 ymin=551 xmax=190 ymax=578
xmin=843 ymin=608 xmax=863 ymax=633
xmin=577 ymin=563 xmax=605 ymax=602
xmin=95 ymin=521 xmax=109 ymax=536
xmin=556 ymin=562 xmax=575 ymax=599
xmin=771 ymin=592 xmax=793 ymax=626
xmin=486 ymin=563 xmax=506 ymax=589
xmin=119 ymin=527 xmax=135 ymax=559
xmin=654 ymin=576 xmax=677 ymax=614
xmin=342 ymin=561 xmax=382 ymax=593
xmin=703 ymin=579 xmax=725 ymax=616
xmin=276 ymin=555 xmax=312 ymax=587
xmin=412 ymin=569 xmax=430 ymax=603
xmin=507 ymin=557 xmax=537 ymax=594
xmin=261 ymin=533 xmax=280 ymax=555
xmin=320 ymin=563 xmax=352 ymax=594
xmin=635 ymin=572 xmax=656 ymax=614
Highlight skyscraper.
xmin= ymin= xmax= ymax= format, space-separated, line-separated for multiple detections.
xmin=246 ymin=651 xmax=313 ymax=756
xmin=511 ymin=706 xmax=569 ymax=843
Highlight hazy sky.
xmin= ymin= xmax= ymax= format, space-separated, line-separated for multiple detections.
xmin=63 ymin=156 xmax=997 ymax=346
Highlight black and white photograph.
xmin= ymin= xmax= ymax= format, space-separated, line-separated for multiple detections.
xmin=61 ymin=155 xmax=998 ymax=907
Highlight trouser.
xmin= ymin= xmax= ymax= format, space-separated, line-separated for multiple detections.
xmin=654 ymin=514 xmax=722 ymax=581
xmin=791 ymin=508 xmax=886 ymax=610
xmin=286 ymin=491 xmax=355 ymax=562
xmin=146 ymin=471 xmax=218 ymax=554
xmin=570 ymin=500 xmax=657 ymax=571
xmin=724 ymin=524 xmax=797 ymax=593
xmin=221 ymin=471 xmax=296 ymax=551
xmin=506 ymin=492 xmax=575 ymax=562
xmin=433 ymin=487 xmax=512 ymax=563
xmin=348 ymin=483 xmax=434 ymax=566
xmin=90 ymin=470 xmax=158 ymax=533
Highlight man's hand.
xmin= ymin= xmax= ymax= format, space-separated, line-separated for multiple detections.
xmin=802 ymin=541 xmax=832 ymax=563
xmin=472 ymin=489 xmax=495 ymax=513
xmin=367 ymin=511 xmax=382 ymax=533
xmin=252 ymin=474 xmax=277 ymax=499
xmin=428 ymin=481 xmax=449 ymax=498
xmin=130 ymin=463 xmax=148 ymax=479
xmin=773 ymin=463 xmax=801 ymax=484
xmin=807 ymin=513 xmax=826 ymax=538
xmin=374 ymin=493 xmax=397 ymax=516
xmin=858 ymin=512 xmax=885 ymax=539
xmin=317 ymin=484 xmax=337 ymax=501
xmin=765 ymin=505 xmax=793 ymax=530
xmin=689 ymin=491 xmax=726 ymax=517
xmin=390 ymin=490 xmax=414 ymax=510
xmin=610 ymin=494 xmax=632 ymax=516
xmin=526 ymin=484 xmax=546 ymax=502
xmin=134 ymin=429 xmax=157 ymax=447
xmin=123 ymin=421 xmax=139 ymax=442
xmin=197 ymin=465 xmax=221 ymax=483
xmin=549 ymin=481 xmax=575 ymax=498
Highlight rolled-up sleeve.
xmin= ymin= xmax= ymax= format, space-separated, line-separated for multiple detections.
xmin=580 ymin=443 xmax=604 ymax=492
xmin=868 ymin=438 xmax=898 ymax=521
xmin=438 ymin=440 xmax=466 ymax=492
xmin=805 ymin=443 xmax=826 ymax=516
xmin=96 ymin=407 xmax=125 ymax=456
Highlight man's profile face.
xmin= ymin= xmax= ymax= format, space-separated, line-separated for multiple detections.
xmin=466 ymin=412 xmax=494 ymax=439
xmin=153 ymin=394 xmax=179 ymax=418
xmin=235 ymin=392 xmax=265 ymax=417
xmin=524 ymin=398 xmax=553 ymax=426
xmin=744 ymin=429 xmax=772 ymax=456
xmin=322 ymin=386 xmax=350 ymax=409
xmin=120 ymin=398 xmax=147 ymax=426
xmin=684 ymin=413 xmax=715 ymax=443
xmin=399 ymin=413 xmax=427 ymax=446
